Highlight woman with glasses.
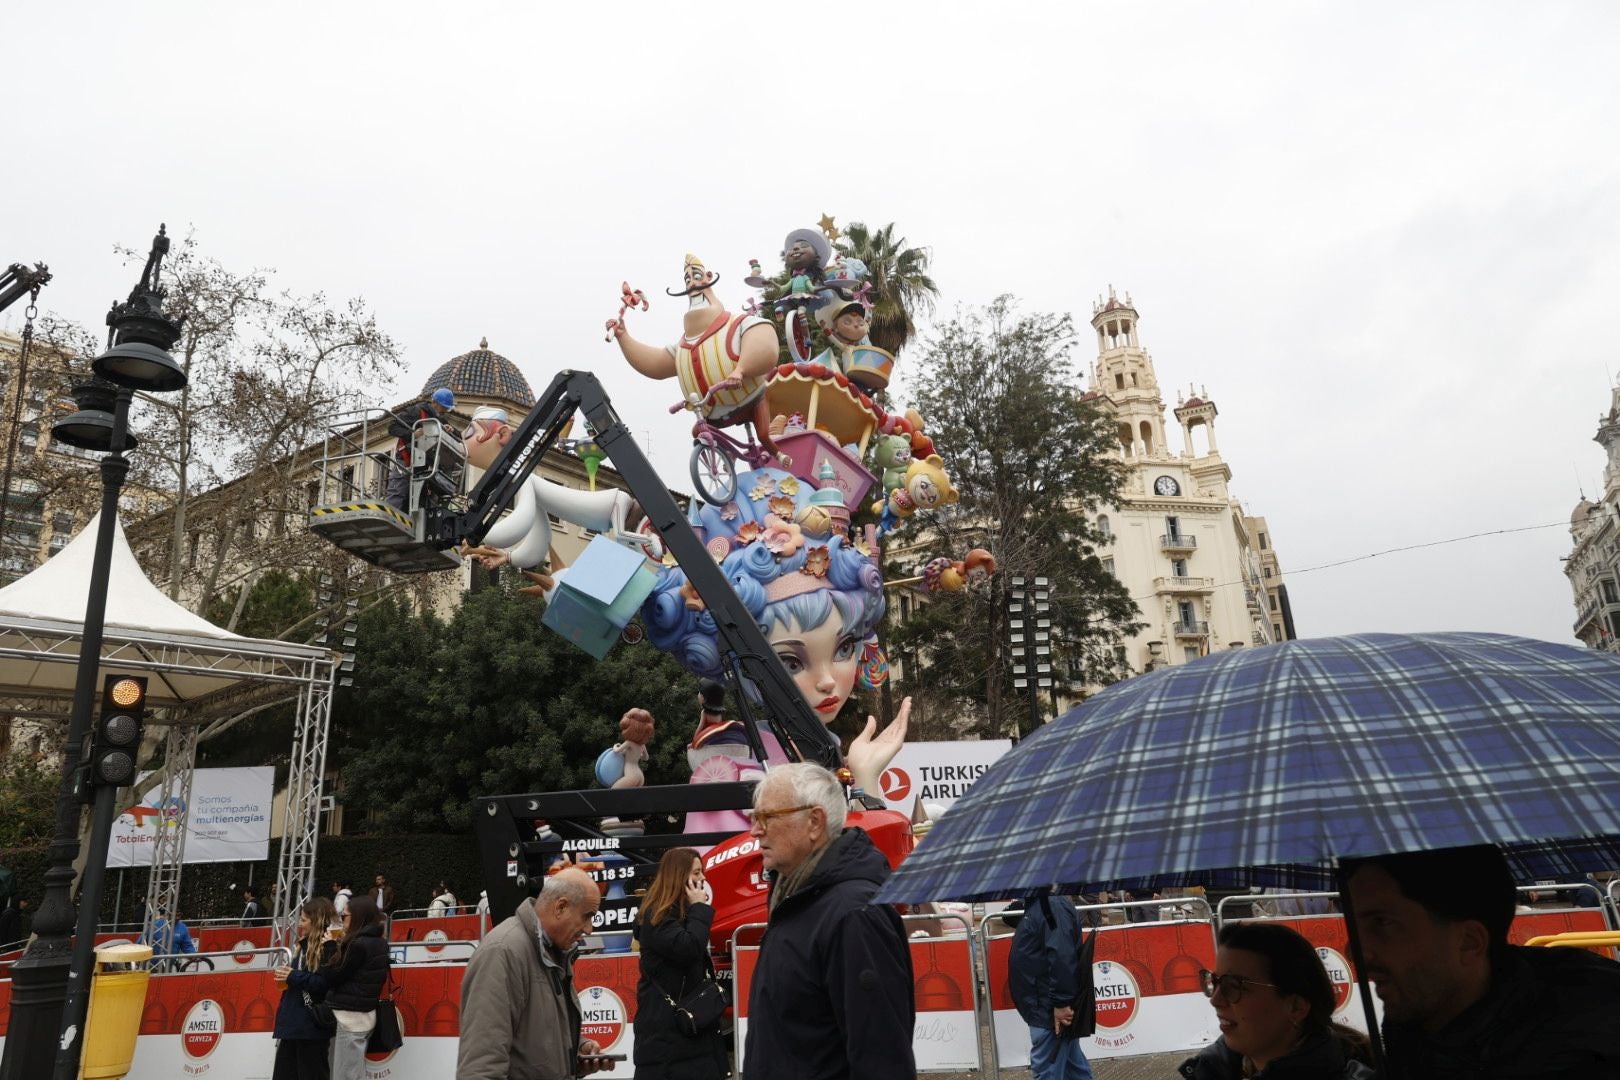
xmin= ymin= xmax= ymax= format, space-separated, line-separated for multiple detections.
xmin=272 ymin=897 xmax=339 ymax=1080
xmin=1179 ymin=922 xmax=1373 ymax=1079
xmin=320 ymin=895 xmax=391 ymax=1079
xmin=632 ymin=847 xmax=727 ymax=1079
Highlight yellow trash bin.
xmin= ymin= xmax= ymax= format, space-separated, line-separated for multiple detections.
xmin=80 ymin=942 xmax=153 ymax=1080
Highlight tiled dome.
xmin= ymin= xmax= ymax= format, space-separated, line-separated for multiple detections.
xmin=421 ymin=338 xmax=534 ymax=408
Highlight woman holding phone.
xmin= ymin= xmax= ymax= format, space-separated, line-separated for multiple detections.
xmin=633 ymin=848 xmax=727 ymax=1080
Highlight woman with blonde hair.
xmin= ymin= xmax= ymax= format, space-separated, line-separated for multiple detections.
xmin=633 ymin=847 xmax=727 ymax=1079
xmin=272 ymin=896 xmax=339 ymax=1080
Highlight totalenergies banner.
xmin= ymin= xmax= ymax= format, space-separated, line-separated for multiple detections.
xmin=108 ymin=767 xmax=274 ymax=867
xmin=875 ymin=739 xmax=1012 ymax=813
xmin=986 ymin=919 xmax=1220 ymax=1064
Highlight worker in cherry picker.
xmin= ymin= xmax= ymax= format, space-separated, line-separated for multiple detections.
xmin=385 ymin=387 xmax=455 ymax=512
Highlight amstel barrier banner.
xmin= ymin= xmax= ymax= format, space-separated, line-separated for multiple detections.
xmin=986 ymin=919 xmax=1220 ymax=1066
xmin=733 ymin=931 xmax=981 ymax=1074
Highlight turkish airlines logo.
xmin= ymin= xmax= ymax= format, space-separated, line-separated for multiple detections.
xmin=181 ymin=999 xmax=224 ymax=1060
xmin=880 ymin=767 xmax=911 ymax=802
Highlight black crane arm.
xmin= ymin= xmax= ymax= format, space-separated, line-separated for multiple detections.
xmin=0 ymin=262 xmax=51 ymax=315
xmin=424 ymin=368 xmax=843 ymax=771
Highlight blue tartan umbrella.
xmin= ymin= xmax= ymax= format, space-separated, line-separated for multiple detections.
xmin=878 ymin=632 xmax=1620 ymax=904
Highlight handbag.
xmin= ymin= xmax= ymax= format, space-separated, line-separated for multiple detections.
xmin=302 ymin=990 xmax=337 ymax=1034
xmin=367 ymin=977 xmax=405 ymax=1054
xmin=658 ymin=965 xmax=728 ymax=1039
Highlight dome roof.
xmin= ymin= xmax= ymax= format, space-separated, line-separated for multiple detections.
xmin=421 ymin=338 xmax=534 ymax=408
xmin=1572 ymin=498 xmax=1597 ymax=526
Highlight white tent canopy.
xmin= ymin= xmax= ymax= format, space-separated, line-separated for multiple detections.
xmin=0 ymin=512 xmax=329 ymax=720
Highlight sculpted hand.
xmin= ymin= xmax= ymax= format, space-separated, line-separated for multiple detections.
xmin=458 ymin=543 xmax=511 ymax=570
xmin=845 ymin=696 xmax=910 ymax=795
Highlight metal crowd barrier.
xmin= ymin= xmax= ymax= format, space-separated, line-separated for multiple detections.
xmin=147 ymin=946 xmax=292 ymax=974
xmin=976 ymin=897 xmax=1215 ymax=1080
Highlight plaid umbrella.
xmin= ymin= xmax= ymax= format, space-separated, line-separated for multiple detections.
xmin=878 ymin=632 xmax=1620 ymax=904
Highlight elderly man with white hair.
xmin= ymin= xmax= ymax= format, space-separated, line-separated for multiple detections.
xmin=457 ymin=866 xmax=611 ymax=1079
xmin=743 ymin=762 xmax=916 ymax=1080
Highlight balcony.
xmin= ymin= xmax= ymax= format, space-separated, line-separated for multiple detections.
xmin=1173 ymin=620 xmax=1210 ymax=639
xmin=1159 ymin=533 xmax=1197 ymax=552
xmin=1154 ymin=575 xmax=1215 ymax=593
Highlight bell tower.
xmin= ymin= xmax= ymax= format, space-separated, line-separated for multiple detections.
xmin=1089 ymin=287 xmax=1168 ymax=458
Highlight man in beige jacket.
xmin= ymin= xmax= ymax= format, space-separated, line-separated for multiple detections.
xmin=457 ymin=867 xmax=609 ymax=1079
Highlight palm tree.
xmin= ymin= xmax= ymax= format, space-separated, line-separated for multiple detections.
xmin=835 ymin=222 xmax=939 ymax=356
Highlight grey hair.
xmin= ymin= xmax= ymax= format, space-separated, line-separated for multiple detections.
xmin=538 ymin=867 xmax=593 ymax=908
xmin=756 ymin=762 xmax=849 ymax=834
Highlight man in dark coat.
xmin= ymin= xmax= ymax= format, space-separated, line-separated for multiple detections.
xmin=743 ymin=762 xmax=914 ymax=1080
xmin=1345 ymin=844 xmax=1620 ymax=1079
xmin=385 ymin=387 xmax=455 ymax=511
xmin=1008 ymin=888 xmax=1094 ymax=1080
xmin=239 ymin=887 xmax=265 ymax=926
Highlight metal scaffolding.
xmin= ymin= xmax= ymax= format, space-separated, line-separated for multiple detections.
xmin=270 ymin=671 xmax=337 ymax=949
xmin=140 ymin=724 xmax=199 ymax=954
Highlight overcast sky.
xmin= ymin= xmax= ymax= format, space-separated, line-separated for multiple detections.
xmin=9 ymin=2 xmax=1618 ymax=646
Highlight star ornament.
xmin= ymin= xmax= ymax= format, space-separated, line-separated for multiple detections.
xmin=818 ymin=214 xmax=840 ymax=243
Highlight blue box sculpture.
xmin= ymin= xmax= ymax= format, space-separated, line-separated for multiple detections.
xmin=541 ymin=536 xmax=660 ymax=659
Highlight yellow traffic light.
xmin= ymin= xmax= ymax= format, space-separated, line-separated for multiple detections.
xmin=108 ymin=678 xmax=144 ymax=708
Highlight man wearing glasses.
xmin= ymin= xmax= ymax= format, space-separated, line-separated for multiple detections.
xmin=742 ymin=762 xmax=915 ymax=1080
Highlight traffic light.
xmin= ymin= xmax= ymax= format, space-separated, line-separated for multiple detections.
xmin=86 ymin=674 xmax=147 ymax=792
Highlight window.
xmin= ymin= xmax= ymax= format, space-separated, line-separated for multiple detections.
xmin=1130 ymin=373 xmax=1138 ymax=387
xmin=1259 ymin=532 xmax=1269 ymax=549
xmin=1269 ymin=593 xmax=1278 ymax=611
xmin=1178 ymin=600 xmax=1194 ymax=625
xmin=52 ymin=512 xmax=74 ymax=534
xmin=1263 ymin=566 xmax=1273 ymax=578
xmin=1184 ymin=647 xmax=1201 ymax=663
xmin=1114 ymin=373 xmax=1125 ymax=390
xmin=1101 ymin=557 xmax=1115 ymax=576
xmin=1274 ymin=623 xmax=1284 ymax=640
xmin=1096 ymin=514 xmax=1111 ymax=538
xmin=187 ymin=532 xmax=200 ymax=569
xmin=1172 ymin=559 xmax=1187 ymax=577
xmin=1165 ymin=515 xmax=1181 ymax=538
xmin=899 ymin=593 xmax=913 ymax=620
xmin=18 ymin=424 xmax=38 ymax=451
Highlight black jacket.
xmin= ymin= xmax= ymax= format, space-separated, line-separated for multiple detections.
xmin=321 ymin=921 xmax=390 ymax=1012
xmin=0 ymin=903 xmax=20 ymax=946
xmin=1179 ymin=1031 xmax=1375 ymax=1079
xmin=632 ymin=901 xmax=727 ymax=1080
xmin=742 ymin=827 xmax=915 ymax=1080
xmin=1007 ymin=893 xmax=1083 ymax=1029
xmin=1382 ymin=944 xmax=1620 ymax=1079
xmin=274 ymin=938 xmax=338 ymax=1041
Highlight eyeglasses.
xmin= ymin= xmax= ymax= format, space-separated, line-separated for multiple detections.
xmin=752 ymin=804 xmax=815 ymax=829
xmin=1199 ymin=969 xmax=1280 ymax=1002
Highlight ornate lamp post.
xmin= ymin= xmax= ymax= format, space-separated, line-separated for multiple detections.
xmin=0 ymin=227 xmax=186 ymax=1080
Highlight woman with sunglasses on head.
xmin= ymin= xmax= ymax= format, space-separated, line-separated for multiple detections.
xmin=1180 ymin=922 xmax=1374 ymax=1079
xmin=271 ymin=897 xmax=339 ymax=1080
xmin=633 ymin=848 xmax=727 ymax=1080
xmin=321 ymin=895 xmax=391 ymax=1080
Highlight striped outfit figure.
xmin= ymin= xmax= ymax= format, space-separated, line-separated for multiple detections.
xmin=668 ymin=310 xmax=772 ymax=422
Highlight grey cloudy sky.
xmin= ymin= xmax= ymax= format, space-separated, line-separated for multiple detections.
xmin=9 ymin=2 xmax=1618 ymax=646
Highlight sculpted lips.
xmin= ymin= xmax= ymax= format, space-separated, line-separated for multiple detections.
xmin=815 ymin=696 xmax=841 ymax=713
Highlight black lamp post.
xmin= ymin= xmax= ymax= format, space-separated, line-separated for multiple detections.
xmin=0 ymin=226 xmax=186 ymax=1080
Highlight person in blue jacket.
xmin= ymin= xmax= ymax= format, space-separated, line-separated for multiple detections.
xmin=141 ymin=907 xmax=197 ymax=961
xmin=272 ymin=897 xmax=340 ymax=1080
xmin=1008 ymin=888 xmax=1094 ymax=1080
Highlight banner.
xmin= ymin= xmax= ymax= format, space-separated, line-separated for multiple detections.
xmin=986 ymin=919 xmax=1220 ymax=1064
xmin=108 ymin=767 xmax=274 ymax=868
xmin=875 ymin=739 xmax=1012 ymax=814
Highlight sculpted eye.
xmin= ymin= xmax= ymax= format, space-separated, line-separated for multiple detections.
xmin=834 ymin=637 xmax=858 ymax=661
xmin=778 ymin=653 xmax=804 ymax=674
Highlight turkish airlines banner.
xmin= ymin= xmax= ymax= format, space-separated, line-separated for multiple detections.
xmin=876 ymin=739 xmax=1012 ymax=814
xmin=107 ymin=767 xmax=274 ymax=867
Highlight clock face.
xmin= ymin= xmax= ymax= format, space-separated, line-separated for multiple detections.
xmin=1154 ymin=475 xmax=1181 ymax=497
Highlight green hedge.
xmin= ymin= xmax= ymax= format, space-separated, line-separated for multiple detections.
xmin=0 ymin=832 xmax=485 ymax=931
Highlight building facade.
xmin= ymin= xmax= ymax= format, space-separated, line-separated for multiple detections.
xmin=1085 ymin=289 xmax=1296 ymax=673
xmin=1567 ymin=386 xmax=1620 ymax=652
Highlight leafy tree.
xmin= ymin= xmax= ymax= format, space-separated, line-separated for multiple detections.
xmin=0 ymin=755 xmax=57 ymax=848
xmin=833 ymin=221 xmax=939 ymax=356
xmin=890 ymin=296 xmax=1143 ymax=738
xmin=330 ymin=580 xmax=703 ymax=834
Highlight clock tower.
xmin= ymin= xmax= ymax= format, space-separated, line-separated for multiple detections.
xmin=1082 ymin=289 xmax=1295 ymax=682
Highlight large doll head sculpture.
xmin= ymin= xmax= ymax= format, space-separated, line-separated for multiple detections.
xmin=642 ymin=466 xmax=896 ymax=792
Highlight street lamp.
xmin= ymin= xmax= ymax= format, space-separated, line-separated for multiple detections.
xmin=0 ymin=225 xmax=186 ymax=1080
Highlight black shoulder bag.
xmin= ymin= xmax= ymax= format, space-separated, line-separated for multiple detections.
xmin=657 ymin=961 xmax=728 ymax=1038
